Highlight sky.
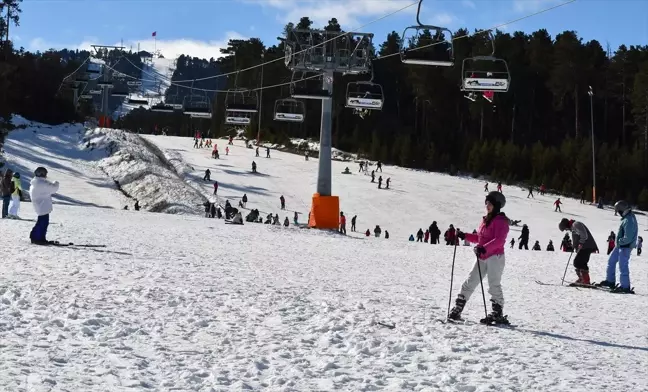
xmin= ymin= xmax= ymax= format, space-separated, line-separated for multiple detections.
xmin=11 ymin=0 xmax=648 ymax=60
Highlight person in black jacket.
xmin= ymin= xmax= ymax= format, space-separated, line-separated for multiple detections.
xmin=559 ymin=218 xmax=599 ymax=285
xmin=518 ymin=224 xmax=529 ymax=250
xmin=416 ymin=228 xmax=424 ymax=242
xmin=429 ymin=221 xmax=441 ymax=244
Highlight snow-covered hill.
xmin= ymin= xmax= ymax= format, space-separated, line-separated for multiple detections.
xmin=1 ymin=127 xmax=647 ymax=391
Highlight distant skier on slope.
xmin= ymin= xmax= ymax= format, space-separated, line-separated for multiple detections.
xmin=280 ymin=195 xmax=286 ymax=210
xmin=518 ymin=224 xmax=529 ymax=250
xmin=266 ymin=147 xmax=271 ymax=158
xmin=294 ymin=211 xmax=299 ymax=225
xmin=203 ymin=169 xmax=211 ymax=181
xmin=559 ymin=218 xmax=599 ymax=285
xmin=378 ymin=176 xmax=383 ymax=189
xmin=213 ymin=181 xmax=219 ymax=195
xmin=339 ymin=212 xmax=346 ymax=235
xmin=351 ymin=215 xmax=357 ymax=232
xmin=497 ymin=182 xmax=502 ymax=193
xmin=7 ymin=172 xmax=22 ymax=219
xmin=484 ymin=182 xmax=489 ymax=192
xmin=597 ymin=200 xmax=638 ymax=293
xmin=371 ymin=170 xmax=375 ymax=183
xmin=429 ymin=221 xmax=440 ymax=244
xmin=29 ymin=167 xmax=60 ymax=245
xmin=251 ymin=161 xmax=257 ymax=173
xmin=450 ymin=191 xmax=510 ymax=325
xmin=554 ymin=198 xmax=562 ymax=212
xmin=385 ymin=178 xmax=391 ymax=189
xmin=527 ymin=186 xmax=534 ymax=198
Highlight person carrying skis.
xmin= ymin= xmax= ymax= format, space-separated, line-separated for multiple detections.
xmin=554 ymin=198 xmax=562 ymax=212
xmin=204 ymin=169 xmax=211 ymax=181
xmin=450 ymin=191 xmax=509 ymax=324
xmin=351 ymin=215 xmax=357 ymax=232
xmin=29 ymin=167 xmax=60 ymax=245
xmin=280 ymin=195 xmax=286 ymax=210
xmin=518 ymin=224 xmax=529 ymax=249
xmin=339 ymin=212 xmax=347 ymax=234
xmin=598 ymin=200 xmax=638 ymax=293
xmin=559 ymin=218 xmax=599 ymax=285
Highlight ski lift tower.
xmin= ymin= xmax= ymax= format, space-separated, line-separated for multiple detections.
xmin=284 ymin=28 xmax=374 ymax=229
xmin=91 ymin=45 xmax=125 ymax=127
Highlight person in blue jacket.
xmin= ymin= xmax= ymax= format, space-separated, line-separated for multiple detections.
xmin=598 ymin=200 xmax=638 ymax=293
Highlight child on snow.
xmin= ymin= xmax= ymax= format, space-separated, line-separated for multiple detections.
xmin=29 ymin=167 xmax=59 ymax=245
xmin=450 ymin=191 xmax=510 ymax=324
xmin=559 ymin=218 xmax=599 ymax=285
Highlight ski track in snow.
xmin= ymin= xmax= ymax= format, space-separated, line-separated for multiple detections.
xmin=0 ymin=128 xmax=647 ymax=391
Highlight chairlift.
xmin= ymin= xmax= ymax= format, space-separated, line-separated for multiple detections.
xmin=224 ymin=88 xmax=257 ymax=125
xmin=400 ymin=0 xmax=454 ymax=67
xmin=345 ymin=67 xmax=384 ymax=110
xmin=79 ymin=94 xmax=93 ymax=100
xmin=111 ymin=89 xmax=129 ymax=98
xmin=461 ymin=31 xmax=510 ymax=93
xmin=97 ymin=80 xmax=113 ymax=88
xmin=290 ymin=71 xmax=330 ymax=100
xmin=127 ymin=97 xmax=149 ymax=105
xmin=127 ymin=81 xmax=143 ymax=87
xmin=183 ymin=94 xmax=212 ymax=116
xmin=89 ymin=89 xmax=102 ymax=95
xmin=150 ymin=102 xmax=175 ymax=113
xmin=273 ymin=98 xmax=305 ymax=122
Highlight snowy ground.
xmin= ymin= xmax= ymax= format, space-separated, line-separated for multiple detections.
xmin=1 ymin=129 xmax=647 ymax=391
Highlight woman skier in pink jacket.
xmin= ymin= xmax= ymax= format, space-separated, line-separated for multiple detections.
xmin=449 ymin=191 xmax=510 ymax=324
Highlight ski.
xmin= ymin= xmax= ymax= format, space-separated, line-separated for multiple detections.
xmin=376 ymin=321 xmax=396 ymax=329
xmin=30 ymin=241 xmax=106 ymax=248
xmin=443 ymin=317 xmax=516 ymax=328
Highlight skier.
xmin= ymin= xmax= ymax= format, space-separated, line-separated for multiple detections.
xmin=527 ymin=186 xmax=534 ymax=199
xmin=339 ymin=212 xmax=347 ymax=235
xmin=559 ymin=218 xmax=599 ymax=285
xmin=29 ymin=167 xmax=59 ymax=245
xmin=598 ymin=200 xmax=638 ymax=293
xmin=255 ymin=147 xmax=260 ymax=157
xmin=359 ymin=162 xmax=364 ymax=172
xmin=450 ymin=191 xmax=509 ymax=324
xmin=580 ymin=190 xmax=586 ymax=204
xmin=374 ymin=225 xmax=382 ymax=238
xmin=444 ymin=224 xmax=456 ymax=246
xmin=228 ymin=135 xmax=234 ymax=145
xmin=284 ymin=217 xmax=290 ymax=227
xmin=377 ymin=161 xmax=383 ymax=172
xmin=280 ymin=195 xmax=286 ymax=210
xmin=546 ymin=240 xmax=555 ymax=251
xmin=0 ymin=168 xmax=14 ymax=218
xmin=351 ymin=215 xmax=357 ymax=232
xmin=416 ymin=228 xmax=424 ymax=242
xmin=7 ymin=171 xmax=21 ymax=219
xmin=532 ymin=240 xmax=541 ymax=250
xmin=484 ymin=182 xmax=489 ymax=192
xmin=213 ymin=181 xmax=219 ymax=195
xmin=294 ymin=211 xmax=299 ymax=225
xmin=606 ymin=231 xmax=616 ymax=255
xmin=251 ymin=161 xmax=257 ymax=173
xmin=134 ymin=200 xmax=140 ymax=211
xmin=429 ymin=221 xmax=440 ymax=244
xmin=193 ymin=139 xmax=199 ymax=148
xmin=539 ymin=183 xmax=546 ymax=195
xmin=266 ymin=147 xmax=271 ymax=158
xmin=518 ymin=224 xmax=529 ymax=250
xmin=371 ymin=170 xmax=375 ymax=183
xmin=226 ymin=146 xmax=230 ymax=156
xmin=241 ymin=194 xmax=248 ymax=208
xmin=510 ymin=238 xmax=515 ymax=248
xmin=305 ymin=151 xmax=309 ymax=161
xmin=378 ymin=176 xmax=383 ymax=189
xmin=638 ymin=236 xmax=643 ymax=256
xmin=497 ymin=182 xmax=502 ymax=193
xmin=203 ymin=169 xmax=211 ymax=181
xmin=424 ymin=230 xmax=430 ymax=243
xmin=385 ymin=231 xmax=390 ymax=239
xmin=554 ymin=198 xmax=562 ymax=212
xmin=386 ymin=178 xmax=391 ymax=189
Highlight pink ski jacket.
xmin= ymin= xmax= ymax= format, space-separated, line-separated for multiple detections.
xmin=464 ymin=214 xmax=509 ymax=260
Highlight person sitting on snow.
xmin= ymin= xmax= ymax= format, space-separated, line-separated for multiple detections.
xmin=232 ymin=212 xmax=243 ymax=225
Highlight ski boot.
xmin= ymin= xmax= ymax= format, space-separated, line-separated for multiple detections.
xmin=596 ymin=280 xmax=616 ymax=289
xmin=480 ymin=302 xmax=510 ymax=325
xmin=448 ymin=295 xmax=466 ymax=321
xmin=611 ymin=286 xmax=635 ymax=294
xmin=580 ymin=270 xmax=591 ymax=285
xmin=573 ymin=269 xmax=583 ymax=284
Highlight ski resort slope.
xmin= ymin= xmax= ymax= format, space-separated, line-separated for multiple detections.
xmin=1 ymin=192 xmax=647 ymax=391
xmin=2 ymin=119 xmax=128 ymax=210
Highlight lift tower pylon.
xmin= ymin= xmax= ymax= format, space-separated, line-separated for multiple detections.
xmin=284 ymin=28 xmax=374 ymax=229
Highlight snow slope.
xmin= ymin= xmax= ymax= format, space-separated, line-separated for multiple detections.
xmin=1 ymin=130 xmax=647 ymax=391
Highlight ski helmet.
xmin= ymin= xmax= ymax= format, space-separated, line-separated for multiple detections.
xmin=559 ymin=218 xmax=571 ymax=231
xmin=614 ymin=200 xmax=631 ymax=216
xmin=34 ymin=167 xmax=48 ymax=178
xmin=13 ymin=172 xmax=20 ymax=178
xmin=486 ymin=191 xmax=506 ymax=209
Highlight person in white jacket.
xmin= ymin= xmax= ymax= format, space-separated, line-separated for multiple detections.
xmin=29 ymin=167 xmax=59 ymax=244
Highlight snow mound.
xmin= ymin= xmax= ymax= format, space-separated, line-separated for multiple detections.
xmin=83 ymin=128 xmax=207 ymax=214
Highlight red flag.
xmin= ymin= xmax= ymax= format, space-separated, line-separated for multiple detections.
xmin=152 ymin=31 xmax=157 ymax=37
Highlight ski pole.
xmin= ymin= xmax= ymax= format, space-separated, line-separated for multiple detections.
xmin=446 ymin=241 xmax=459 ymax=319
xmin=561 ymin=251 xmax=575 ymax=286
xmin=476 ymin=255 xmax=488 ymax=319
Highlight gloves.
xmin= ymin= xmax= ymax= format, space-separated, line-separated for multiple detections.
xmin=474 ymin=245 xmax=486 ymax=257
xmin=457 ymin=231 xmax=466 ymax=240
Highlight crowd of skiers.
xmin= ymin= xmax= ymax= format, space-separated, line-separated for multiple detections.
xmin=338 ymin=212 xmax=389 ymax=239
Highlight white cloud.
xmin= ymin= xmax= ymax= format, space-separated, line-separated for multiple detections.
xmin=248 ymin=0 xmax=416 ymax=29
xmin=461 ymin=0 xmax=476 ymax=9
xmin=512 ymin=0 xmax=561 ymax=13
xmin=27 ymin=32 xmax=246 ymax=60
xmin=431 ymin=12 xmax=457 ymax=26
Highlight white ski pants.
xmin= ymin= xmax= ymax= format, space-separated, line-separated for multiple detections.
xmin=459 ymin=253 xmax=505 ymax=306
xmin=8 ymin=195 xmax=20 ymax=217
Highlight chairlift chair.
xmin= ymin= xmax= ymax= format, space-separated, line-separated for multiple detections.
xmin=150 ymin=102 xmax=175 ymax=113
xmin=166 ymin=94 xmax=184 ymax=110
xmin=345 ymin=67 xmax=384 ymax=110
xmin=460 ymin=31 xmax=510 ymax=93
xmin=79 ymin=94 xmax=93 ymax=100
xmin=224 ymin=89 xmax=257 ymax=125
xmin=89 ymin=89 xmax=102 ymax=95
xmin=273 ymin=98 xmax=305 ymax=123
xmin=400 ymin=0 xmax=454 ymax=67
xmin=183 ymin=94 xmax=212 ymax=116
xmin=290 ymin=71 xmax=331 ymax=100
xmin=127 ymin=81 xmax=143 ymax=87
xmin=127 ymin=97 xmax=149 ymax=106
xmin=97 ymin=80 xmax=113 ymax=88
xmin=111 ymin=89 xmax=129 ymax=98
